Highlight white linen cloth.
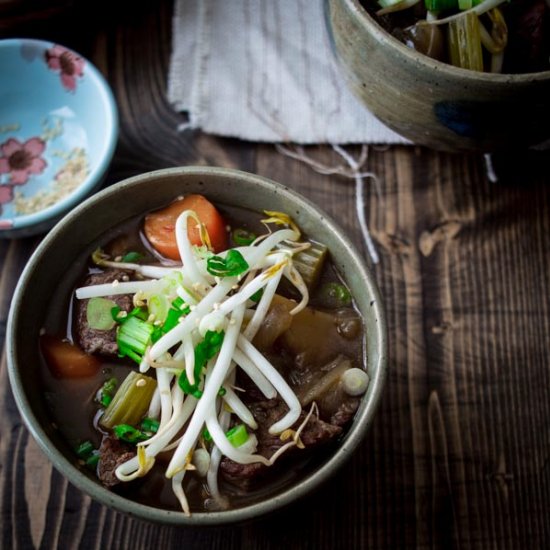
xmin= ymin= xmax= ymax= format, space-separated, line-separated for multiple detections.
xmin=168 ymin=0 xmax=408 ymax=144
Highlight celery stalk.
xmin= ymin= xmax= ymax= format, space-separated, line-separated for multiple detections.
xmin=448 ymin=12 xmax=484 ymax=71
xmin=291 ymin=241 xmax=328 ymax=290
xmin=100 ymin=371 xmax=157 ymax=429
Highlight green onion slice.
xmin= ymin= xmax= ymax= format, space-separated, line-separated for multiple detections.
xmin=86 ymin=297 xmax=118 ymax=330
xmin=113 ymin=424 xmax=149 ymax=444
xmin=206 ymin=249 xmax=249 ymax=278
xmin=121 ymin=251 xmax=143 ymax=263
xmin=148 ymin=294 xmax=170 ymax=324
xmin=202 ymin=428 xmax=213 ymax=442
xmin=232 ymin=228 xmax=257 ymax=246
xmin=226 ymin=424 xmax=249 ymax=447
xmin=319 ymin=282 xmax=352 ymax=308
xmin=424 ymin=0 xmax=458 ymax=10
xmin=141 ymin=417 xmax=160 ymax=434
xmin=249 ymin=288 xmax=264 ymax=303
xmin=179 ymin=330 xmax=225 ymax=397
xmin=116 ymin=316 xmax=154 ymax=364
xmin=76 ymin=440 xmax=94 ymax=459
xmin=85 ymin=452 xmax=100 ymax=468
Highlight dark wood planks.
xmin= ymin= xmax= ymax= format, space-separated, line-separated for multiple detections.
xmin=1 ymin=1 xmax=549 ymax=548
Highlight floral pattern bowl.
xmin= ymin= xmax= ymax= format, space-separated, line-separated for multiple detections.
xmin=0 ymin=38 xmax=118 ymax=237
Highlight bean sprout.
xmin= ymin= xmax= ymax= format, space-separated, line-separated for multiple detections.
xmin=77 ymin=207 xmax=321 ymax=514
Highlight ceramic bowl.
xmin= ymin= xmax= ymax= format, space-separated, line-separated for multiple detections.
xmin=7 ymin=166 xmax=387 ymax=525
xmin=0 ymin=38 xmax=118 ymax=237
xmin=325 ymin=0 xmax=550 ymax=152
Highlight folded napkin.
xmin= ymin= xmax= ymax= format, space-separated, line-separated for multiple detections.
xmin=168 ymin=0 xmax=408 ymax=144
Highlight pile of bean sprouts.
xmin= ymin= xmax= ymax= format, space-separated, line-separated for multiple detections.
xmin=75 ymin=209 xmax=316 ymax=514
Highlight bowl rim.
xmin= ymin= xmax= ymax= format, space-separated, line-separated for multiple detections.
xmin=341 ymin=0 xmax=550 ymax=82
xmin=7 ymin=166 xmax=387 ymax=525
xmin=0 ymin=38 xmax=119 ymax=233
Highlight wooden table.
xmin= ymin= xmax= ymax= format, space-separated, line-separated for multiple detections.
xmin=1 ymin=1 xmax=549 ymax=548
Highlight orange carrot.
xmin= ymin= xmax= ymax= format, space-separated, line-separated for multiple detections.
xmin=41 ymin=335 xmax=101 ymax=379
xmin=143 ymin=194 xmax=228 ymax=261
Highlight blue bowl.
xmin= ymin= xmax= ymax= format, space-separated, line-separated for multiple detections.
xmin=0 ymin=38 xmax=118 ymax=237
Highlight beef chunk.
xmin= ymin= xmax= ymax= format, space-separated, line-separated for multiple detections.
xmin=97 ymin=435 xmax=136 ymax=487
xmin=330 ymin=397 xmax=360 ymax=427
xmin=220 ymin=398 xmax=342 ymax=487
xmin=74 ymin=269 xmax=133 ymax=357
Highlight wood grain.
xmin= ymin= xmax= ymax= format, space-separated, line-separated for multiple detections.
xmin=1 ymin=1 xmax=549 ymax=548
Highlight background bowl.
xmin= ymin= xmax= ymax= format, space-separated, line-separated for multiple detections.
xmin=0 ymin=38 xmax=118 ymax=237
xmin=325 ymin=0 xmax=550 ymax=152
xmin=7 ymin=166 xmax=387 ymax=525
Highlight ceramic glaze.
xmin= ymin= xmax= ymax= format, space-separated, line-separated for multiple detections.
xmin=325 ymin=0 xmax=550 ymax=152
xmin=0 ymin=39 xmax=118 ymax=237
xmin=6 ymin=167 xmax=387 ymax=525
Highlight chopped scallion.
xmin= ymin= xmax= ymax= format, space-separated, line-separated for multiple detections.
xmin=100 ymin=394 xmax=113 ymax=407
xmin=121 ymin=251 xmax=143 ymax=263
xmin=116 ymin=316 xmax=154 ymax=363
xmin=425 ymin=0 xmax=458 ymax=10
xmin=76 ymin=440 xmax=94 ymax=459
xmin=206 ymin=249 xmax=249 ymax=277
xmin=113 ymin=424 xmax=149 ymax=444
xmin=86 ymin=297 xmax=118 ymax=331
xmin=226 ymin=424 xmax=249 ymax=447
xmin=148 ymin=294 xmax=170 ymax=323
xmin=178 ymin=330 xmax=225 ymax=397
xmin=141 ymin=417 xmax=160 ymax=434
xmin=250 ymin=288 xmax=264 ymax=303
xmin=319 ymin=282 xmax=352 ymax=308
xmin=232 ymin=228 xmax=257 ymax=246
xmin=85 ymin=452 xmax=100 ymax=468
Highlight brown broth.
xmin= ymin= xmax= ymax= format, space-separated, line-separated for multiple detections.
xmin=39 ymin=201 xmax=366 ymax=512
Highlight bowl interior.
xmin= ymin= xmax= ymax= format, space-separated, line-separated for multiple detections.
xmin=7 ymin=167 xmax=386 ymax=525
xmin=0 ymin=38 xmax=117 ymax=235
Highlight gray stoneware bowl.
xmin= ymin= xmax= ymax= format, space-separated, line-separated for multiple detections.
xmin=325 ymin=0 xmax=550 ymax=152
xmin=7 ymin=166 xmax=387 ymax=525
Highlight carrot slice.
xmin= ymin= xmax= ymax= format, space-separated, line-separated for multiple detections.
xmin=143 ymin=194 xmax=228 ymax=261
xmin=41 ymin=335 xmax=101 ymax=379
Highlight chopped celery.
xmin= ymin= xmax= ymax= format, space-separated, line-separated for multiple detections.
xmin=86 ymin=297 xmax=117 ymax=330
xmin=100 ymin=371 xmax=157 ymax=429
xmin=292 ymin=241 xmax=328 ymax=289
xmin=447 ymin=12 xmax=484 ymax=71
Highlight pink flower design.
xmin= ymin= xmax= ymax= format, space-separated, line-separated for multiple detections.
xmin=0 ymin=185 xmax=13 ymax=205
xmin=0 ymin=137 xmax=47 ymax=185
xmin=45 ymin=45 xmax=85 ymax=91
xmin=0 ymin=184 xmax=14 ymax=221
